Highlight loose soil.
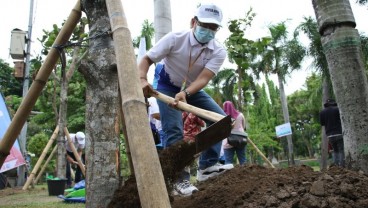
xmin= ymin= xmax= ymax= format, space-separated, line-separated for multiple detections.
xmin=109 ymin=141 xmax=368 ymax=208
xmin=172 ymin=165 xmax=368 ymax=208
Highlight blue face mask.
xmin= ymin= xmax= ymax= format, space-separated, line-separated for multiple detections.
xmin=194 ymin=26 xmax=215 ymax=44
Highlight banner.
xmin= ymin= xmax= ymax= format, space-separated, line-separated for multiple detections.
xmin=0 ymin=93 xmax=26 ymax=173
xmin=275 ymin=122 xmax=292 ymax=138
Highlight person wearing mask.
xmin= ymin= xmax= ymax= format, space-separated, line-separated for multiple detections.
xmin=222 ymin=101 xmax=247 ymax=165
xmin=139 ymin=3 xmax=233 ymax=196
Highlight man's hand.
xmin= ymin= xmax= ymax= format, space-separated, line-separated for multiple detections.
xmin=138 ymin=55 xmax=155 ymax=97
xmin=140 ymin=78 xmax=157 ymax=98
xmin=169 ymin=91 xmax=187 ymax=109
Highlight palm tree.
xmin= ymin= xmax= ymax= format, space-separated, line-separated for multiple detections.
xmin=136 ymin=19 xmax=155 ymax=50
xmin=294 ymin=16 xmax=332 ymax=170
xmin=153 ymin=0 xmax=172 ymax=43
xmin=255 ymin=21 xmax=306 ymax=165
xmin=313 ymin=0 xmax=368 ymax=173
xmin=208 ymin=68 xmax=236 ymax=103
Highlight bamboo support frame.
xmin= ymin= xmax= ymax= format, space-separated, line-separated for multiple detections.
xmin=33 ymin=144 xmax=57 ymax=185
xmin=64 ymin=128 xmax=86 ymax=176
xmin=0 ymin=0 xmax=82 ymax=168
xmin=22 ymin=126 xmax=59 ymax=190
xmin=105 ymin=0 xmax=171 ymax=207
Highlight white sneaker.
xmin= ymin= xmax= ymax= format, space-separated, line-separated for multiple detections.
xmin=196 ymin=163 xmax=234 ymax=182
xmin=173 ymin=180 xmax=198 ymax=196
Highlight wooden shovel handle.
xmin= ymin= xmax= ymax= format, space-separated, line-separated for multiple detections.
xmin=152 ymin=92 xmax=225 ymax=123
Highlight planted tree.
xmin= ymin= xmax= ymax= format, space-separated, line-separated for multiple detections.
xmin=79 ymin=1 xmax=121 ymax=206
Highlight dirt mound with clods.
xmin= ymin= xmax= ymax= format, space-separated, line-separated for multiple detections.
xmin=172 ymin=165 xmax=368 ymax=208
xmin=108 ymin=141 xmax=196 ymax=207
xmin=109 ymin=140 xmax=368 ymax=208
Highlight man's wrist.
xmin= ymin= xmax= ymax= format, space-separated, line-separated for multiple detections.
xmin=182 ymin=89 xmax=191 ymax=98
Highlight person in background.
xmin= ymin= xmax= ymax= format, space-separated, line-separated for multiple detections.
xmin=177 ymin=112 xmax=205 ymax=195
xmin=139 ymin=3 xmax=233 ymax=196
xmin=222 ymin=101 xmax=247 ymax=165
xmin=182 ymin=111 xmax=205 ymax=143
xmin=148 ymin=96 xmax=165 ymax=150
xmin=319 ymin=99 xmax=345 ymax=167
xmin=65 ymin=131 xmax=85 ymax=188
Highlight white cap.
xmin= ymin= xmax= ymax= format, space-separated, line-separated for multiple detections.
xmin=195 ymin=3 xmax=223 ymax=26
xmin=75 ymin=132 xmax=85 ymax=145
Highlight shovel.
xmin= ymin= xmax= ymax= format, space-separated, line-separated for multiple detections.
xmin=152 ymin=92 xmax=232 ymax=153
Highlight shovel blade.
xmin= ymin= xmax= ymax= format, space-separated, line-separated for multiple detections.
xmin=195 ymin=115 xmax=232 ymax=153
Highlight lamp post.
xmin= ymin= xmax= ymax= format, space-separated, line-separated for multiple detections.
xmin=17 ymin=0 xmax=34 ymax=186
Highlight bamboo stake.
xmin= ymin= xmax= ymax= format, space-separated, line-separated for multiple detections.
xmin=33 ymin=144 xmax=57 ymax=185
xmin=64 ymin=128 xmax=86 ymax=176
xmin=118 ymin=91 xmax=134 ymax=175
xmin=0 ymin=1 xmax=82 ymax=168
xmin=23 ymin=126 xmax=59 ymax=190
xmin=105 ymin=0 xmax=171 ymax=207
xmin=247 ymin=137 xmax=275 ymax=168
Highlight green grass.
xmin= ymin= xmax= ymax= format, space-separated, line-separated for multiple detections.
xmin=0 ymin=201 xmax=85 ymax=208
xmin=302 ymin=159 xmax=320 ymax=167
xmin=276 ymin=159 xmax=321 ymax=171
xmin=0 ymin=184 xmax=85 ymax=208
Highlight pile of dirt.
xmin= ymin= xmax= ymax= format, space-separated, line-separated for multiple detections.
xmin=172 ymin=165 xmax=368 ymax=208
xmin=109 ymin=141 xmax=368 ymax=208
xmin=108 ymin=141 xmax=197 ymax=207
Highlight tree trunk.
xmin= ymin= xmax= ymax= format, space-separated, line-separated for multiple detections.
xmin=313 ymin=0 xmax=368 ymax=173
xmin=80 ymin=1 xmax=120 ymax=206
xmin=56 ymin=70 xmax=67 ymax=178
xmin=304 ymin=138 xmax=313 ymax=158
xmin=277 ymin=72 xmax=295 ymax=165
xmin=154 ymin=0 xmax=172 ymax=43
xmin=237 ymin=65 xmax=243 ymax=112
xmin=56 ymin=23 xmax=85 ymax=178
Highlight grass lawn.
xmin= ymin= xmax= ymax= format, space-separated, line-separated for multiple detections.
xmin=0 ymin=184 xmax=85 ymax=208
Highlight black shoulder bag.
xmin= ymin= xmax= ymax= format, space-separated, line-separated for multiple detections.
xmin=227 ymin=130 xmax=248 ymax=148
